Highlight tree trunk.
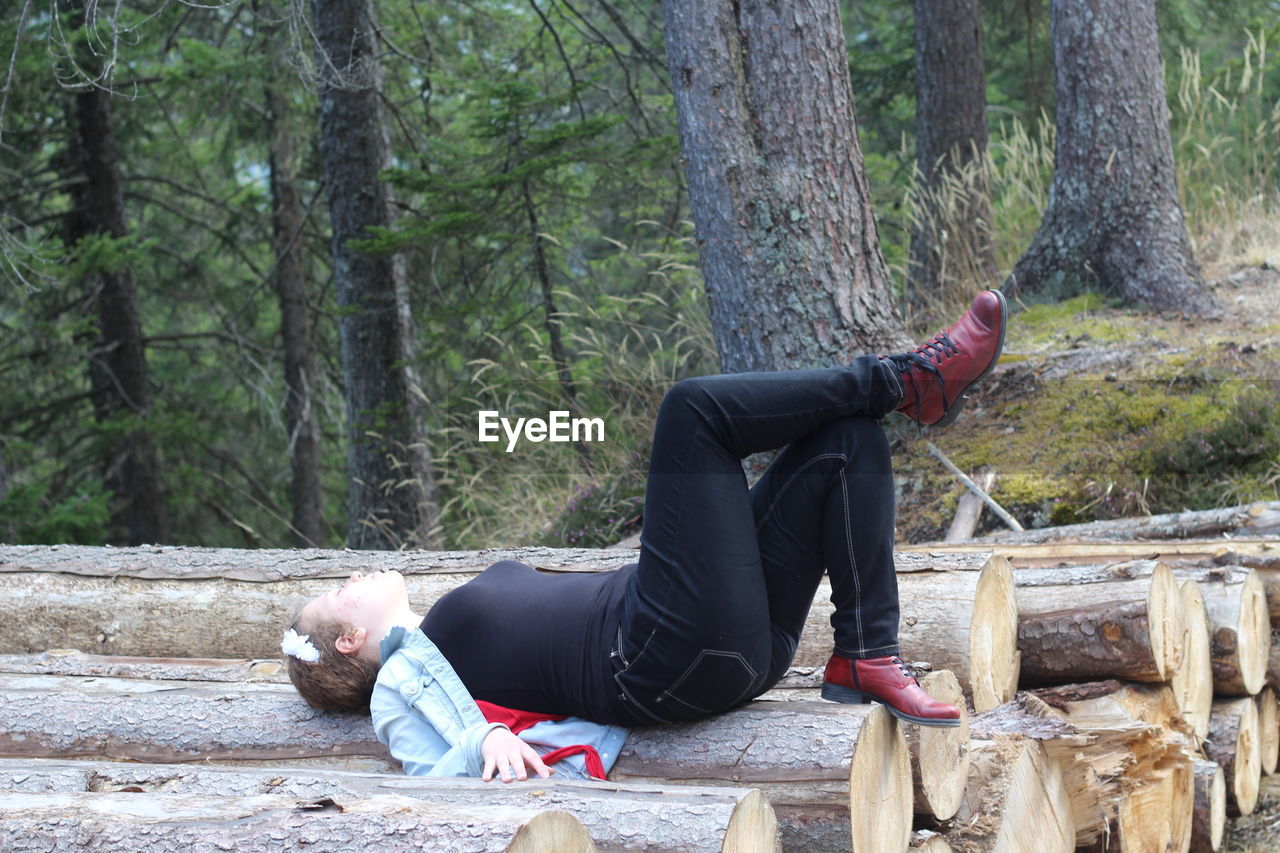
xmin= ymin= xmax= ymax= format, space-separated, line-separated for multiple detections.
xmin=311 ymin=0 xmax=436 ymax=549
xmin=1189 ymin=759 xmax=1225 ymax=853
xmin=1171 ymin=579 xmax=1213 ymax=741
xmin=903 ymin=670 xmax=969 ymax=821
xmin=264 ymin=76 xmax=324 ymax=548
xmin=1014 ymin=560 xmax=1185 ymax=685
xmin=940 ymin=736 xmax=1075 ymax=853
xmin=0 ymin=790 xmax=594 ymax=853
xmin=1174 ymin=566 xmax=1270 ymax=696
xmin=613 ymin=701 xmax=911 ymax=853
xmin=62 ymin=0 xmax=168 ymax=546
xmin=659 ymin=0 xmax=908 ymax=371
xmin=1004 ymin=0 xmax=1214 ymax=315
xmin=1205 ymin=697 xmax=1260 ymax=816
xmin=909 ymin=0 xmax=995 ymax=301
xmin=521 ymin=181 xmax=594 ymax=472
xmin=0 ymin=758 xmax=779 ymax=853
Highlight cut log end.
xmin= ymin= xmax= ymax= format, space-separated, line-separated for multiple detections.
xmin=721 ymin=788 xmax=782 ymax=853
xmin=507 ymin=809 xmax=596 ymax=853
xmin=1257 ymin=686 xmax=1279 ymax=777
xmin=1207 ymin=697 xmax=1261 ymax=816
xmin=1116 ymin=754 xmax=1194 ymax=853
xmin=848 ymin=704 xmax=912 ymax=853
xmin=906 ymin=670 xmax=970 ymax=822
xmin=1238 ymin=570 xmax=1271 ymax=695
xmin=1149 ymin=561 xmax=1187 ymax=681
xmin=1176 ymin=566 xmax=1271 ymax=696
xmin=1191 ymin=759 xmax=1226 ymax=853
xmin=1173 ymin=580 xmax=1214 ymax=741
xmin=948 ymin=737 xmax=1074 ymax=853
xmin=969 ymin=555 xmax=1019 ymax=712
xmin=910 ymin=830 xmax=953 ymax=851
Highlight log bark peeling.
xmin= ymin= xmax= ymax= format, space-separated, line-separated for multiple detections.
xmin=1015 ymin=560 xmax=1185 ymax=685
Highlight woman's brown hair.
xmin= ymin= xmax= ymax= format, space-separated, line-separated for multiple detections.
xmin=283 ymin=611 xmax=382 ymax=713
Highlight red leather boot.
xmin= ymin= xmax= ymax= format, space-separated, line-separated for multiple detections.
xmin=821 ymin=654 xmax=962 ymax=727
xmin=882 ymin=289 xmax=1007 ymax=427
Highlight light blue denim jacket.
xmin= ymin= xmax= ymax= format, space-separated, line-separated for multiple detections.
xmin=370 ymin=624 xmax=629 ymax=779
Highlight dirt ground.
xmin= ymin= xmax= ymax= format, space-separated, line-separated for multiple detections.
xmin=1224 ymin=774 xmax=1280 ymax=851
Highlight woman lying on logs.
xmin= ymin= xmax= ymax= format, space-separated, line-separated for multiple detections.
xmin=279 ymin=292 xmax=1008 ymax=783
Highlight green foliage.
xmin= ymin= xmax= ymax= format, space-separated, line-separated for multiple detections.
xmin=1 ymin=0 xmax=1277 ymax=549
xmin=0 ymin=480 xmax=111 ymax=544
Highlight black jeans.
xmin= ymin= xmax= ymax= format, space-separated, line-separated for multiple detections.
xmin=605 ymin=354 xmax=906 ymax=725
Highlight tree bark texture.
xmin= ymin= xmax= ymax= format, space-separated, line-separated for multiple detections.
xmin=0 ymin=651 xmax=288 ymax=684
xmin=62 ymin=0 xmax=168 ymax=546
xmin=940 ymin=736 xmax=1075 ymax=853
xmin=312 ymin=0 xmax=435 ymax=549
xmin=264 ymin=75 xmax=324 ymax=548
xmin=0 ymin=542 xmax=644 ymax=581
xmin=1190 ymin=759 xmax=1225 ymax=853
xmin=972 ymin=502 xmax=1280 ymax=544
xmin=0 ymin=759 xmax=779 ymax=853
xmin=1014 ymin=560 xmax=1185 ymax=685
xmin=0 ymin=673 xmax=390 ymax=766
xmin=0 ymin=791 xmax=595 ymax=853
xmin=1205 ymin=697 xmax=1260 ymax=816
xmin=909 ymin=0 xmax=996 ymax=298
xmin=1173 ymin=566 xmax=1271 ymax=696
xmin=1005 ymin=0 xmax=1214 ymax=314
xmin=659 ymin=0 xmax=909 ymax=372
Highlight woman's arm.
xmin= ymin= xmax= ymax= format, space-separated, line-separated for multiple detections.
xmin=371 ymin=680 xmax=508 ymax=777
xmin=478 ymin=727 xmax=553 ymax=782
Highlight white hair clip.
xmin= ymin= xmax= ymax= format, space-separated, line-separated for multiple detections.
xmin=282 ymin=628 xmax=321 ymax=663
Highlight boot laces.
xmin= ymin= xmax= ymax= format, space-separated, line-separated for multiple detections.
xmin=884 ymin=331 xmax=958 ymax=422
xmin=890 ymin=656 xmax=918 ymax=682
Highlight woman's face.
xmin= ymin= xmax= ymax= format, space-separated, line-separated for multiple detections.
xmin=301 ymin=569 xmax=409 ymax=634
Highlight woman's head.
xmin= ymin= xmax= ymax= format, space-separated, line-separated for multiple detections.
xmin=283 ymin=570 xmax=415 ymax=712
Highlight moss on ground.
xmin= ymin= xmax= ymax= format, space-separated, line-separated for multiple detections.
xmin=890 ymin=287 xmax=1280 ymax=542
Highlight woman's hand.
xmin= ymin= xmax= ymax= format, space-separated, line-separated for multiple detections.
xmin=481 ymin=727 xmax=553 ymax=782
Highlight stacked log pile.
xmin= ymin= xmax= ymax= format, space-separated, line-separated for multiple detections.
xmin=0 ymin=515 xmax=1277 ymax=852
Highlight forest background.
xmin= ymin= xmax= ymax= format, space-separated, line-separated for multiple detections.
xmin=1 ymin=0 xmax=1278 ymax=551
